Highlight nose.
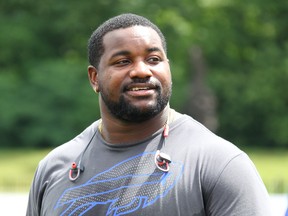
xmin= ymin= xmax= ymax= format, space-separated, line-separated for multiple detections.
xmin=129 ymin=61 xmax=152 ymax=79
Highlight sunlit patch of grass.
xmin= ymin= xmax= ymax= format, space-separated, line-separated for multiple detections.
xmin=245 ymin=148 xmax=288 ymax=193
xmin=0 ymin=148 xmax=51 ymax=192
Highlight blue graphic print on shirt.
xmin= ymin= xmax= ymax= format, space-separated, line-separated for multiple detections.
xmin=55 ymin=152 xmax=184 ymax=216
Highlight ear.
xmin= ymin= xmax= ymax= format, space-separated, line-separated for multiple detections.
xmin=88 ymin=65 xmax=100 ymax=93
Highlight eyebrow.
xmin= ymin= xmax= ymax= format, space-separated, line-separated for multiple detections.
xmin=147 ymin=47 xmax=162 ymax=53
xmin=110 ymin=47 xmax=163 ymax=59
xmin=110 ymin=50 xmax=131 ymax=59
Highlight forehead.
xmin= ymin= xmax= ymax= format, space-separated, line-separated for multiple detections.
xmin=102 ymin=26 xmax=164 ymax=56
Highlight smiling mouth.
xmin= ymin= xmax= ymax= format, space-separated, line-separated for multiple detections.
xmin=125 ymin=82 xmax=157 ymax=92
xmin=130 ymin=87 xmax=150 ymax=91
xmin=124 ymin=84 xmax=158 ymax=98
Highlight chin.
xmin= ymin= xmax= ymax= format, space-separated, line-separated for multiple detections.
xmin=102 ymin=91 xmax=169 ymax=122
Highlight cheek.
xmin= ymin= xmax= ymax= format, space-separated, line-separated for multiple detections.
xmin=100 ymin=74 xmax=123 ymax=96
xmin=160 ymin=69 xmax=172 ymax=95
xmin=166 ymin=71 xmax=172 ymax=83
xmin=109 ymin=74 xmax=123 ymax=89
xmin=158 ymin=66 xmax=172 ymax=86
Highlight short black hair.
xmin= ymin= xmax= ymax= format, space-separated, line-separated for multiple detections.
xmin=88 ymin=13 xmax=167 ymax=68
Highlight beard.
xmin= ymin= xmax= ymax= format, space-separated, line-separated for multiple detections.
xmin=100 ymin=85 xmax=171 ymax=122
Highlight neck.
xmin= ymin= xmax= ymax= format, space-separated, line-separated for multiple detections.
xmin=99 ymin=105 xmax=171 ymax=144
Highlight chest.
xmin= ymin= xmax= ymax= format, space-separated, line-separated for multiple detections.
xmin=41 ymin=148 xmax=205 ymax=216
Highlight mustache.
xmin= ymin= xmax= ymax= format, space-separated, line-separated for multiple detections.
xmin=130 ymin=77 xmax=155 ymax=83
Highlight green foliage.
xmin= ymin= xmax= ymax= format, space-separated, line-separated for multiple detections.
xmin=200 ymin=1 xmax=288 ymax=147
xmin=0 ymin=0 xmax=288 ymax=148
xmin=0 ymin=58 xmax=99 ymax=148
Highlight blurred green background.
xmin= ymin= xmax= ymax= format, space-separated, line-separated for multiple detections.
xmin=0 ymin=0 xmax=287 ymax=193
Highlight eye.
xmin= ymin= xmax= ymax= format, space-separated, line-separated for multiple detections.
xmin=114 ymin=59 xmax=131 ymax=66
xmin=147 ymin=56 xmax=161 ymax=64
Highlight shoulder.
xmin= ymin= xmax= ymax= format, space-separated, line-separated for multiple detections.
xmin=173 ymin=115 xmax=271 ymax=215
xmin=37 ymin=120 xmax=100 ymax=178
xmin=170 ymin=114 xmax=246 ymax=186
xmin=205 ymin=152 xmax=271 ymax=215
xmin=170 ymin=114 xmax=242 ymax=157
xmin=27 ymin=121 xmax=101 ymax=214
xmin=180 ymin=114 xmax=245 ymax=169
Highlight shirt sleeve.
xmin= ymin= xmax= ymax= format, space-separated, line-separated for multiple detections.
xmin=26 ymin=161 xmax=48 ymax=216
xmin=205 ymin=153 xmax=272 ymax=216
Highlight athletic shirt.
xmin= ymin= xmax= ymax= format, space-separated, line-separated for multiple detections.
xmin=26 ymin=114 xmax=272 ymax=216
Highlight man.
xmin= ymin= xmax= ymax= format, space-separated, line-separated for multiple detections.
xmin=26 ymin=13 xmax=272 ymax=216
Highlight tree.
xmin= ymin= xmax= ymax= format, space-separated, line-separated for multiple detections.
xmin=1 ymin=0 xmax=288 ymax=148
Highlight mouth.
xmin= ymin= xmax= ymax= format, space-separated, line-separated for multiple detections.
xmin=129 ymin=87 xmax=151 ymax=91
xmin=125 ymin=82 xmax=157 ymax=91
xmin=125 ymin=83 xmax=158 ymax=97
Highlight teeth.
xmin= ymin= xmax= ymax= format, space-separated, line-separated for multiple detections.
xmin=131 ymin=87 xmax=149 ymax=91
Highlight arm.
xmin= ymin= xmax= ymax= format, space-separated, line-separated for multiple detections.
xmin=205 ymin=153 xmax=272 ymax=216
xmin=26 ymin=163 xmax=47 ymax=216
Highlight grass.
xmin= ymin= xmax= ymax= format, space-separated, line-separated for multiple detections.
xmin=0 ymin=148 xmax=51 ymax=192
xmin=245 ymin=148 xmax=288 ymax=193
xmin=0 ymin=148 xmax=287 ymax=193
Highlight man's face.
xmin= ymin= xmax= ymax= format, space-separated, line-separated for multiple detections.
xmin=96 ymin=26 xmax=172 ymax=122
